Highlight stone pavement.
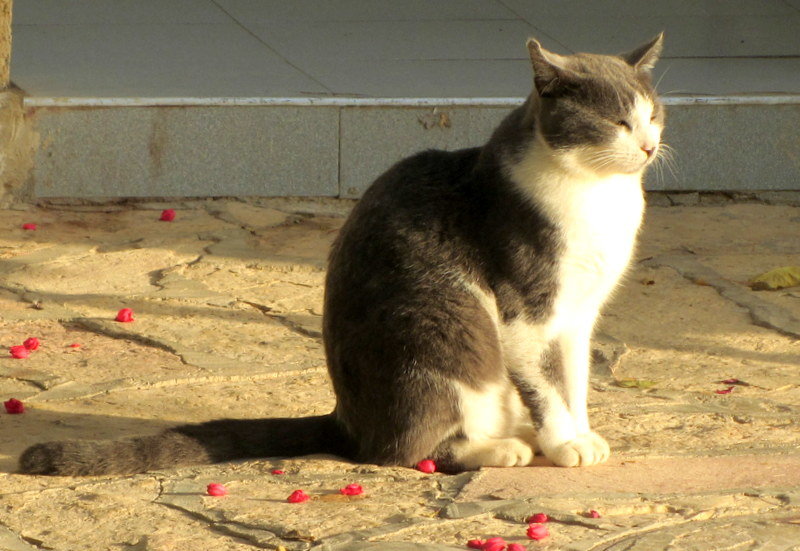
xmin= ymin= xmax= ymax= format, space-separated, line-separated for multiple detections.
xmin=0 ymin=197 xmax=798 ymax=551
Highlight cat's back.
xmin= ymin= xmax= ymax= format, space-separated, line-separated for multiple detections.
xmin=330 ymin=147 xmax=484 ymax=266
xmin=359 ymin=146 xmax=482 ymax=214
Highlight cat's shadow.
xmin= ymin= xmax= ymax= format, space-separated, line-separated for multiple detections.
xmin=1 ymin=408 xmax=175 ymax=474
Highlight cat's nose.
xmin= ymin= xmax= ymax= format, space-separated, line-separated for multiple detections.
xmin=641 ymin=145 xmax=656 ymax=158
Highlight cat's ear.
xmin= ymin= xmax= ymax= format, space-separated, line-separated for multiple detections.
xmin=527 ymin=38 xmax=577 ymax=97
xmin=621 ymin=32 xmax=664 ymax=73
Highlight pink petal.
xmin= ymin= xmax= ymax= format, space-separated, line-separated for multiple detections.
xmin=115 ymin=308 xmax=134 ymax=322
xmin=339 ymin=483 xmax=364 ymax=496
xmin=287 ymin=489 xmax=310 ymax=503
xmin=416 ymin=459 xmax=436 ymax=473
xmin=271 ymin=469 xmax=285 ymax=475
xmin=466 ymin=540 xmax=485 ymax=549
xmin=481 ymin=537 xmax=507 ymax=551
xmin=21 ymin=223 xmax=37 ymax=230
xmin=4 ymin=398 xmax=24 ymax=414
xmin=23 ymin=337 xmax=40 ymax=351
xmin=159 ymin=209 xmax=176 ymax=222
xmin=10 ymin=345 xmax=30 ymax=359
xmin=526 ymin=524 xmax=550 ymax=541
xmin=206 ymin=483 xmax=228 ymax=496
xmin=715 ymin=386 xmax=734 ymax=395
xmin=588 ymin=510 xmax=601 ymax=518
xmin=528 ymin=513 xmax=549 ymax=524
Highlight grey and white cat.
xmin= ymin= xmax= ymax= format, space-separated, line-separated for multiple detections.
xmin=20 ymin=34 xmax=664 ymax=476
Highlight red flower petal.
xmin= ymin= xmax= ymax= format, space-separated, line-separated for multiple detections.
xmin=21 ymin=223 xmax=37 ymax=230
xmin=115 ymin=308 xmax=134 ymax=322
xmin=271 ymin=469 xmax=285 ymax=475
xmin=4 ymin=398 xmax=24 ymax=414
xmin=287 ymin=489 xmax=310 ymax=503
xmin=159 ymin=209 xmax=176 ymax=222
xmin=715 ymin=386 xmax=734 ymax=395
xmin=23 ymin=337 xmax=40 ymax=351
xmin=339 ymin=483 xmax=364 ymax=496
xmin=69 ymin=343 xmax=82 ymax=348
xmin=507 ymin=544 xmax=526 ymax=551
xmin=466 ymin=540 xmax=485 ymax=549
xmin=206 ymin=483 xmax=228 ymax=496
xmin=721 ymin=378 xmax=740 ymax=385
xmin=416 ymin=459 xmax=436 ymax=473
xmin=10 ymin=346 xmax=30 ymax=359
xmin=528 ymin=513 xmax=549 ymax=524
xmin=527 ymin=524 xmax=549 ymax=540
xmin=482 ymin=537 xmax=507 ymax=551
xmin=588 ymin=510 xmax=601 ymax=518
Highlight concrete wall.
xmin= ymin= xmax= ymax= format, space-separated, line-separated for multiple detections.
xmin=29 ymin=100 xmax=800 ymax=199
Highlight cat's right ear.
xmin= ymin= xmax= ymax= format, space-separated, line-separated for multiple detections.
xmin=527 ymin=39 xmax=575 ymax=97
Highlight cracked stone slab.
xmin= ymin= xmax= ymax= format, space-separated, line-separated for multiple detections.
xmin=157 ymin=461 xmax=456 ymax=550
xmin=645 ymin=254 xmax=800 ymax=338
xmin=0 ymin=476 xmax=264 ymax=551
xmin=3 ymin=201 xmax=800 ymax=551
xmin=456 ymin=456 xmax=800 ymax=502
xmin=0 ymin=524 xmax=41 ymax=551
xmin=206 ymin=202 xmax=291 ymax=230
xmin=566 ymin=512 xmax=800 ymax=551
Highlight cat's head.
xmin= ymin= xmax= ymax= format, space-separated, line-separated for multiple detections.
xmin=526 ymin=34 xmax=664 ymax=176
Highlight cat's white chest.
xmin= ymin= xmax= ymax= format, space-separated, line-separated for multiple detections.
xmin=511 ymin=157 xmax=645 ymax=330
xmin=551 ymin=173 xmax=644 ymax=324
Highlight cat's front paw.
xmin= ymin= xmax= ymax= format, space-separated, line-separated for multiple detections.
xmin=542 ymin=432 xmax=610 ymax=467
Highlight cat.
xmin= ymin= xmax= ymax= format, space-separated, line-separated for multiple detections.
xmin=19 ymin=34 xmax=664 ymax=476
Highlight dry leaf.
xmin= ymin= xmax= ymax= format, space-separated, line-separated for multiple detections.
xmin=748 ymin=266 xmax=800 ymax=290
xmin=616 ymin=378 xmax=658 ymax=389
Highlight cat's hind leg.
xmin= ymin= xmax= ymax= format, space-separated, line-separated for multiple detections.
xmin=432 ymin=379 xmax=535 ymax=471
xmin=437 ymin=436 xmax=535 ymax=470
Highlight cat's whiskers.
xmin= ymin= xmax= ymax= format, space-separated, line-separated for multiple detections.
xmin=654 ymin=63 xmax=673 ymax=92
xmin=654 ymin=143 xmax=678 ymax=181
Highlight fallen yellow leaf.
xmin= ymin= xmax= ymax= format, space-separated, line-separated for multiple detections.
xmin=749 ymin=266 xmax=800 ymax=290
xmin=616 ymin=378 xmax=658 ymax=389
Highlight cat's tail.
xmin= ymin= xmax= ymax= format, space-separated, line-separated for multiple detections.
xmin=18 ymin=414 xmax=352 ymax=476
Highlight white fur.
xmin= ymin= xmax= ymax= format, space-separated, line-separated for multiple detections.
xmin=449 ymin=125 xmax=650 ymax=467
xmin=502 ymin=134 xmax=646 ymax=466
xmin=451 ymin=379 xmax=535 ymax=468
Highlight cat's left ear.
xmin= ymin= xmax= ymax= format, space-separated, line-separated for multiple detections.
xmin=621 ymin=32 xmax=664 ymax=73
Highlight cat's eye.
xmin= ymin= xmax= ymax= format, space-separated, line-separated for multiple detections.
xmin=617 ymin=120 xmax=632 ymax=131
